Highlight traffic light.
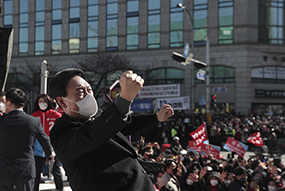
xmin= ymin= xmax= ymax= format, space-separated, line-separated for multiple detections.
xmin=211 ymin=94 xmax=217 ymax=109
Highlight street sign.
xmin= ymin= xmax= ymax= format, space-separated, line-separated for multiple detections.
xmin=197 ymin=69 xmax=206 ymax=80
xmin=199 ymin=96 xmax=207 ymax=105
xmin=213 ymin=87 xmax=227 ymax=93
xmin=183 ymin=43 xmax=190 ymax=58
xmin=181 ymin=53 xmax=193 ymax=66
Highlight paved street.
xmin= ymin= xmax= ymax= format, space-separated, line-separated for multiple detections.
xmin=39 ymin=151 xmax=285 ymax=191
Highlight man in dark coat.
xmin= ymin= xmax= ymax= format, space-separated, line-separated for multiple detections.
xmin=0 ymin=88 xmax=54 ymax=190
xmin=228 ymin=167 xmax=248 ymax=191
xmin=49 ymin=68 xmax=174 ymax=191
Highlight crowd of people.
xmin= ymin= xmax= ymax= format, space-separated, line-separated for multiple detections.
xmin=138 ymin=135 xmax=285 ymax=191
xmin=1 ymin=68 xmax=285 ymax=191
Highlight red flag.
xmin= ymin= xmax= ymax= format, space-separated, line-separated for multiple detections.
xmin=247 ymin=132 xmax=264 ymax=147
xmin=189 ymin=123 xmax=208 ymax=147
xmin=188 ymin=140 xmax=201 ymax=153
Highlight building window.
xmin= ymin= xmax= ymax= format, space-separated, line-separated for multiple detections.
xmin=106 ymin=0 xmax=118 ymax=51
xmin=4 ymin=0 xmax=13 ymax=28
xmin=218 ymin=0 xmax=234 ymax=44
xmin=148 ymin=0 xmax=160 ymax=49
xmin=52 ymin=0 xmax=62 ymax=54
xmin=126 ymin=0 xmax=139 ymax=50
xmin=107 ymin=70 xmax=124 ymax=85
xmin=19 ymin=0 xmax=29 ymax=56
xmin=258 ymin=0 xmax=285 ymax=45
xmin=251 ymin=67 xmax=285 ymax=83
xmin=35 ymin=0 xmax=45 ymax=55
xmin=194 ymin=0 xmax=208 ymax=44
xmin=87 ymin=0 xmax=99 ymax=52
xmin=195 ymin=66 xmax=235 ymax=83
xmin=170 ymin=0 xmax=183 ymax=47
xmin=147 ymin=68 xmax=184 ymax=85
xmin=69 ymin=0 xmax=80 ymax=53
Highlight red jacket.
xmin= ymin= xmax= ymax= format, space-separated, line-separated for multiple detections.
xmin=31 ymin=109 xmax=62 ymax=136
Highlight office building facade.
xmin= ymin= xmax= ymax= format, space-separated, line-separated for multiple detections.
xmin=1 ymin=0 xmax=285 ymax=115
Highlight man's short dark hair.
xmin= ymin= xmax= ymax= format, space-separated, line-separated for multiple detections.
xmin=0 ymin=92 xmax=6 ymax=97
xmin=6 ymin=88 xmax=26 ymax=107
xmin=49 ymin=68 xmax=85 ymax=99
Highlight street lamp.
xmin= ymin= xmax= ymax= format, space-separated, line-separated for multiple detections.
xmin=177 ymin=3 xmax=196 ymax=126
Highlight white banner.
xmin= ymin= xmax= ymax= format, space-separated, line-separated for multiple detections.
xmin=156 ymin=96 xmax=190 ymax=110
xmin=138 ymin=84 xmax=180 ymax=98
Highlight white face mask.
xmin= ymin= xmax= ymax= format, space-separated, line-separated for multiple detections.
xmin=210 ymin=179 xmax=218 ymax=186
xmin=187 ymin=179 xmax=194 ymax=185
xmin=63 ymin=93 xmax=98 ymax=117
xmin=39 ymin=102 xmax=48 ymax=111
xmin=226 ymin=180 xmax=231 ymax=185
xmin=268 ymin=186 xmax=276 ymax=191
xmin=157 ymin=177 xmax=162 ymax=183
xmin=0 ymin=102 xmax=5 ymax=113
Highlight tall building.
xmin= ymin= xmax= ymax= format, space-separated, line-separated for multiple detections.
xmin=1 ymin=0 xmax=285 ymax=115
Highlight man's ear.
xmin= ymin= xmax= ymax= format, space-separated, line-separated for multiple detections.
xmin=56 ymin=97 xmax=67 ymax=109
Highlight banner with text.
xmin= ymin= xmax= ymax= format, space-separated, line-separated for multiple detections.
xmin=189 ymin=123 xmax=208 ymax=147
xmin=138 ymin=84 xmax=180 ymax=98
xmin=223 ymin=137 xmax=248 ymax=158
xmin=131 ymin=96 xmax=190 ymax=111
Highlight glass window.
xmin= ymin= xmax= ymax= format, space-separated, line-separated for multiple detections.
xmin=52 ymin=10 xmax=62 ymax=21
xmin=194 ymin=0 xmax=208 ymax=43
xmin=106 ymin=1 xmax=118 ymax=51
xmin=87 ymin=1 xmax=99 ymax=52
xmin=258 ymin=0 xmax=285 ymax=44
xmin=20 ymin=0 xmax=29 ymax=13
xmin=36 ymin=12 xmax=45 ymax=22
xmin=4 ymin=0 xmax=13 ymax=28
xmin=170 ymin=1 xmax=183 ymax=47
xmin=70 ymin=23 xmax=80 ymax=38
xmin=4 ymin=0 xmax=13 ymax=14
xmin=70 ymin=0 xmax=80 ymax=7
xmin=148 ymin=0 xmax=160 ymax=49
xmin=52 ymin=40 xmax=62 ymax=54
xmin=127 ymin=0 xmax=139 ymax=12
xmin=147 ymin=68 xmax=184 ymax=85
xmin=127 ymin=0 xmax=139 ymax=50
xmin=53 ymin=0 xmax=62 ymax=9
xmin=36 ymin=0 xmax=45 ymax=11
xmin=218 ymin=0 xmax=233 ymax=44
xmin=70 ymin=8 xmax=80 ymax=19
xmin=35 ymin=26 xmax=45 ymax=41
xmin=52 ymin=0 xmax=62 ymax=54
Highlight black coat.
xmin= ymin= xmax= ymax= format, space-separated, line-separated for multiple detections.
xmin=0 ymin=110 xmax=53 ymax=181
xmin=50 ymin=104 xmax=160 ymax=191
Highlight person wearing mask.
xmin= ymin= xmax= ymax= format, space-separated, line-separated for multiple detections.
xmin=228 ymin=167 xmax=248 ymax=191
xmin=158 ymin=159 xmax=181 ymax=191
xmin=266 ymin=177 xmax=279 ymax=191
xmin=0 ymin=91 xmax=6 ymax=115
xmin=31 ymin=94 xmax=63 ymax=191
xmin=183 ymin=173 xmax=199 ymax=191
xmin=48 ymin=68 xmax=174 ymax=191
xmin=0 ymin=88 xmax=54 ymax=190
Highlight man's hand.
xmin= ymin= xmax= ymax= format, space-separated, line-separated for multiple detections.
xmin=49 ymin=151 xmax=56 ymax=162
xmin=157 ymin=104 xmax=174 ymax=122
xmin=119 ymin=70 xmax=144 ymax=102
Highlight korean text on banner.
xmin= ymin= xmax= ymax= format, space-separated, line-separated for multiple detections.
xmin=189 ymin=123 xmax=208 ymax=147
xmin=247 ymin=132 xmax=264 ymax=147
xmin=188 ymin=140 xmax=201 ymax=153
xmin=223 ymin=137 xmax=248 ymax=158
